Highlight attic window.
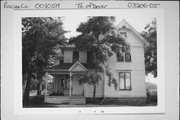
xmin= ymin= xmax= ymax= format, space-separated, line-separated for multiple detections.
xmin=122 ymin=26 xmax=126 ymax=29
xmin=120 ymin=32 xmax=127 ymax=38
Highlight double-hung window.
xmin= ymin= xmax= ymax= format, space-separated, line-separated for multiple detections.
xmin=119 ymin=72 xmax=131 ymax=90
xmin=117 ymin=51 xmax=131 ymax=62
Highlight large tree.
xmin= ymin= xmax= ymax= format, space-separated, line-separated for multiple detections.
xmin=22 ymin=17 xmax=66 ymax=103
xmin=141 ymin=18 xmax=157 ymax=77
xmin=69 ymin=17 xmax=129 ymax=99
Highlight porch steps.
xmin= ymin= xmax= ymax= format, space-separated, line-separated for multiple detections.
xmin=44 ymin=96 xmax=86 ymax=105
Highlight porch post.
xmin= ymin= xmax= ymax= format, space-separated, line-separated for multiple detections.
xmin=45 ymin=72 xmax=50 ymax=96
xmin=69 ymin=72 xmax=72 ymax=96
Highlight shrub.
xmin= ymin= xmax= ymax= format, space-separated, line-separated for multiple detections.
xmin=49 ymin=91 xmax=64 ymax=96
xmin=146 ymin=82 xmax=157 ymax=104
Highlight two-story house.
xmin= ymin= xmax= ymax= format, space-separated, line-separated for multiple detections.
xmin=44 ymin=19 xmax=149 ymax=104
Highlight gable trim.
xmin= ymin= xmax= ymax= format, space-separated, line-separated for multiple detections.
xmin=68 ymin=61 xmax=87 ymax=72
xmin=117 ymin=19 xmax=149 ymax=47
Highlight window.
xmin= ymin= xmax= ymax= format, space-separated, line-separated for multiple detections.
xmin=87 ymin=51 xmax=94 ymax=63
xmin=117 ymin=51 xmax=131 ymax=62
xmin=116 ymin=52 xmax=124 ymax=62
xmin=73 ymin=51 xmax=79 ymax=62
xmin=120 ymin=32 xmax=127 ymax=38
xmin=119 ymin=72 xmax=131 ymax=90
xmin=125 ymin=52 xmax=131 ymax=62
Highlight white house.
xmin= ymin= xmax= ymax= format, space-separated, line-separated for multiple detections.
xmin=44 ymin=19 xmax=149 ymax=104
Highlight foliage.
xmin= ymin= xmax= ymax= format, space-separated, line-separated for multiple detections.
xmin=22 ymin=17 xmax=66 ymax=72
xmin=22 ymin=17 xmax=66 ymax=101
xmin=69 ymin=17 xmax=129 ymax=98
xmin=141 ymin=18 xmax=157 ymax=77
xmin=146 ymin=82 xmax=157 ymax=104
xmin=79 ymin=71 xmax=102 ymax=85
xmin=105 ymin=66 xmax=118 ymax=89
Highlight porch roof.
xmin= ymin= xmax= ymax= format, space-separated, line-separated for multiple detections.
xmin=44 ymin=63 xmax=96 ymax=72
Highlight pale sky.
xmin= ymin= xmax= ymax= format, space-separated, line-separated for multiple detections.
xmin=56 ymin=9 xmax=160 ymax=39
xmin=62 ymin=16 xmax=155 ymax=39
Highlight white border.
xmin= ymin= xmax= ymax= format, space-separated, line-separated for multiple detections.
xmin=13 ymin=9 xmax=165 ymax=114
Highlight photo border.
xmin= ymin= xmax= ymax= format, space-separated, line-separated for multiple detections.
xmin=13 ymin=9 xmax=165 ymax=115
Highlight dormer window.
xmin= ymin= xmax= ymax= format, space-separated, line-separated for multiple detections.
xmin=73 ymin=51 xmax=79 ymax=63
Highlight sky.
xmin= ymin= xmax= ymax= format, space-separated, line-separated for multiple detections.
xmin=61 ymin=16 xmax=155 ymax=39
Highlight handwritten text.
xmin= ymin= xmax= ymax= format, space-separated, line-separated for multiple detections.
xmin=128 ymin=2 xmax=160 ymax=8
xmin=35 ymin=3 xmax=61 ymax=9
xmin=4 ymin=2 xmax=29 ymax=9
xmin=76 ymin=3 xmax=107 ymax=9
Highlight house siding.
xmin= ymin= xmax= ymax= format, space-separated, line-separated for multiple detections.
xmin=84 ymin=80 xmax=104 ymax=98
xmin=118 ymin=28 xmax=144 ymax=47
xmin=102 ymin=27 xmax=147 ymax=98
xmin=104 ymin=70 xmax=146 ymax=98
xmin=105 ymin=47 xmax=145 ymax=71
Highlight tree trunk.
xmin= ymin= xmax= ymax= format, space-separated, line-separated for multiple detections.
xmin=93 ymin=84 xmax=96 ymax=100
xmin=36 ymin=80 xmax=41 ymax=96
xmin=93 ymin=35 xmax=99 ymax=101
xmin=24 ymin=70 xmax=32 ymax=104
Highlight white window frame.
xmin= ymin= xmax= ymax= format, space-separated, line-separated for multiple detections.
xmin=119 ymin=71 xmax=132 ymax=90
xmin=117 ymin=51 xmax=131 ymax=62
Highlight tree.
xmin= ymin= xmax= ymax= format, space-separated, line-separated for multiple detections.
xmin=141 ymin=18 xmax=157 ymax=77
xmin=22 ymin=17 xmax=66 ymax=103
xmin=69 ymin=17 xmax=129 ymax=100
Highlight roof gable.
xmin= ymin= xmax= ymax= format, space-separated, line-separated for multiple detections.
xmin=116 ymin=19 xmax=149 ymax=46
xmin=68 ymin=61 xmax=87 ymax=72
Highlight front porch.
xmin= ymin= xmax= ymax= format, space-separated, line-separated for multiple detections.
xmin=44 ymin=61 xmax=88 ymax=104
xmin=47 ymin=73 xmax=85 ymax=96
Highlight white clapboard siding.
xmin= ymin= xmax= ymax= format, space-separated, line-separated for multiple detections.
xmin=84 ymin=80 xmax=103 ymax=98
xmin=104 ymin=70 xmax=147 ymax=98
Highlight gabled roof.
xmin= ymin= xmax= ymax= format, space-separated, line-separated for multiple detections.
xmin=116 ymin=19 xmax=149 ymax=46
xmin=44 ymin=62 xmax=96 ymax=72
xmin=69 ymin=61 xmax=87 ymax=72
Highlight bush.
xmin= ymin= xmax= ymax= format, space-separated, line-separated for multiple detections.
xmin=49 ymin=91 xmax=64 ymax=96
xmin=23 ymin=95 xmax=44 ymax=107
xmin=146 ymin=82 xmax=157 ymax=104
